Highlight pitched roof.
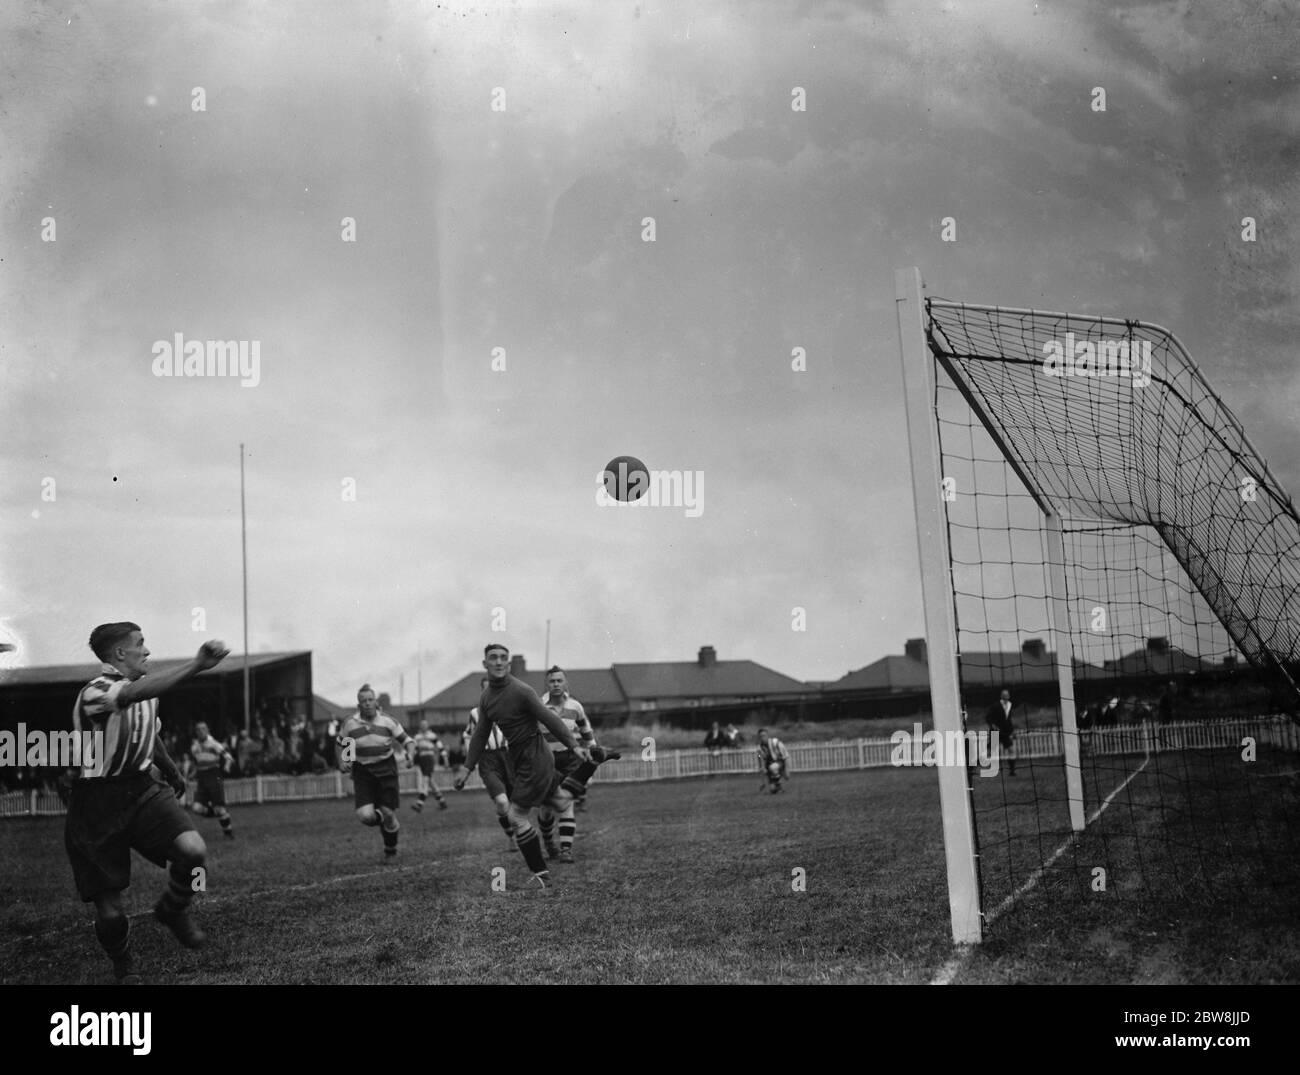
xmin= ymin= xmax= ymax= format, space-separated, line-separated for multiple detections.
xmin=833 ymin=654 xmax=930 ymax=692
xmin=611 ymin=660 xmax=807 ymax=699
xmin=0 ymin=651 xmax=311 ymax=689
xmin=421 ymin=668 xmax=626 ymax=711
xmin=1103 ymin=646 xmax=1212 ymax=677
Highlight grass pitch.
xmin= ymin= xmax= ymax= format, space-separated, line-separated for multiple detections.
xmin=1 ymin=763 xmax=1297 ymax=984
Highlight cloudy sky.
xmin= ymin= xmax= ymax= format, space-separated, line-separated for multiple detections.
xmin=1 ymin=0 xmax=1297 ymax=703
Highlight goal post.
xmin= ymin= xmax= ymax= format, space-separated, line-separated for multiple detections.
xmin=894 ymin=267 xmax=1300 ymax=939
xmin=894 ymin=267 xmax=981 ymax=944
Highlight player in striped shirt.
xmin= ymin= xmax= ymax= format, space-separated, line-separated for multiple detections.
xmin=65 ymin=623 xmax=230 ymax=983
xmin=757 ymin=729 xmax=789 ymax=793
xmin=461 ymin=677 xmax=517 ymax=849
xmin=455 ymin=644 xmax=619 ymax=890
xmin=410 ymin=720 xmax=448 ymax=812
xmin=337 ymin=684 xmax=412 ymax=859
xmin=188 ymin=721 xmax=235 ymax=837
xmin=536 ymin=666 xmax=595 ymax=863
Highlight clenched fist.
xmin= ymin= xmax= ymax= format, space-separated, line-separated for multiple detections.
xmin=196 ymin=639 xmax=231 ymax=669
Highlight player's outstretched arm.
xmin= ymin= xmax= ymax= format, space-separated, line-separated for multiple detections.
xmin=118 ymin=640 xmax=230 ymax=707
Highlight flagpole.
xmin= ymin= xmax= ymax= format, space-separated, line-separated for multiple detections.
xmin=545 ymin=619 xmax=551 ymax=669
xmin=417 ymin=644 xmax=423 ymax=724
xmin=240 ymin=443 xmax=250 ymax=733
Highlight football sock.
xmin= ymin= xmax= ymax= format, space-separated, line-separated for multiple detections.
xmin=559 ymin=813 xmax=576 ymax=851
xmin=95 ymin=916 xmax=130 ymax=958
xmin=516 ymin=827 xmax=548 ymax=874
xmin=160 ymin=862 xmax=194 ymax=913
xmin=497 ymin=814 xmax=514 ymax=838
xmin=218 ymin=814 xmax=232 ymax=835
xmin=538 ymin=813 xmax=556 ymax=844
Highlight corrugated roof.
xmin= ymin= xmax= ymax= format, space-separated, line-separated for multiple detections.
xmin=0 ymin=651 xmax=310 ymax=688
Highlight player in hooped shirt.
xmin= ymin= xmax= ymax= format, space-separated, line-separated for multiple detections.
xmin=536 ymin=666 xmax=596 ymax=863
xmin=337 ymin=684 xmax=412 ymax=859
xmin=66 ymin=623 xmax=229 ymax=983
xmin=188 ymin=721 xmax=235 ymax=837
xmin=410 ymin=720 xmax=448 ymax=812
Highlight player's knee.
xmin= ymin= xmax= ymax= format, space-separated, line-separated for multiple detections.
xmin=172 ymin=830 xmax=206 ymax=868
xmin=356 ymin=805 xmax=379 ymax=826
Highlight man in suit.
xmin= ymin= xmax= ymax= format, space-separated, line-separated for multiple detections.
xmin=984 ymin=687 xmax=1018 ymax=776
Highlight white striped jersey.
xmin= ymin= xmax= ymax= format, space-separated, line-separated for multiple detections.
xmin=191 ymin=734 xmax=231 ymax=773
xmin=464 ymin=707 xmax=507 ymax=751
xmin=758 ymin=736 xmax=788 ymax=764
xmin=539 ymin=693 xmax=594 ymax=753
xmin=412 ymin=729 xmax=443 ymax=759
xmin=337 ymin=711 xmax=409 ymax=768
xmin=72 ymin=666 xmax=157 ymax=779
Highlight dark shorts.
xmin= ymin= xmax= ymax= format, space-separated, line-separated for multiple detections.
xmin=195 ymin=768 xmax=226 ymax=808
xmin=65 ymin=773 xmax=196 ymax=902
xmin=352 ymin=759 xmax=400 ymax=811
xmin=479 ymin=748 xmax=514 ymax=800
xmin=550 ymin=749 xmax=581 ymax=778
xmin=416 ymin=756 xmax=436 ymax=776
xmin=509 ymin=737 xmax=559 ymax=809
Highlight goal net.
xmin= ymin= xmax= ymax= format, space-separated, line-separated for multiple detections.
xmin=895 ymin=269 xmax=1300 ymax=942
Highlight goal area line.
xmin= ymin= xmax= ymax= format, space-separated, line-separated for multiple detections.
xmin=929 ymin=756 xmax=1153 ymax=985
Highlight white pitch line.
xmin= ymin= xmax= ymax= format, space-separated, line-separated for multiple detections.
xmin=930 ymin=756 xmax=1152 ymax=985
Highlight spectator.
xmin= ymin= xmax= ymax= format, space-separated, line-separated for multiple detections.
xmin=983 ymin=688 xmax=1018 ymax=776
xmin=1157 ymin=680 xmax=1179 ymax=724
xmin=704 ymin=722 xmax=727 ymax=776
xmin=724 ymin=724 xmax=743 ymax=748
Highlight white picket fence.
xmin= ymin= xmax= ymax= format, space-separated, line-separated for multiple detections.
xmin=3 ymin=715 xmax=1296 ymax=819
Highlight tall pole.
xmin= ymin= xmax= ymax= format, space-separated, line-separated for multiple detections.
xmin=240 ymin=443 xmax=250 ymax=733
xmin=545 ymin=619 xmax=551 ymax=669
xmin=417 ymin=645 xmax=423 ymax=723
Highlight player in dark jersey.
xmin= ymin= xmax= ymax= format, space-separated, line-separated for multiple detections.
xmin=188 ymin=721 xmax=235 ymax=837
xmin=461 ymin=676 xmax=517 ymax=849
xmin=455 ymin=644 xmax=620 ymax=890
xmin=66 ymin=623 xmax=229 ymax=983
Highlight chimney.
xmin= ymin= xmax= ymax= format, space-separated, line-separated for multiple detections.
xmin=904 ymin=638 xmax=928 ymax=664
xmin=698 ymin=646 xmax=717 ymax=668
xmin=1147 ymin=637 xmax=1170 ymax=655
xmin=1022 ymin=638 xmax=1046 ymax=660
xmin=510 ymin=654 xmax=526 ymax=676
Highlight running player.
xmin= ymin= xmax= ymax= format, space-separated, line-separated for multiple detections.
xmin=337 ymin=684 xmax=411 ymax=859
xmin=410 ymin=720 xmax=448 ymax=812
xmin=536 ymin=666 xmax=595 ymax=863
xmin=461 ymin=677 xmax=516 ymax=849
xmin=455 ymin=645 xmax=619 ymax=889
xmin=188 ymin=721 xmax=235 ymax=838
xmin=66 ymin=624 xmax=228 ymax=983
xmin=756 ymin=728 xmax=789 ymax=793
